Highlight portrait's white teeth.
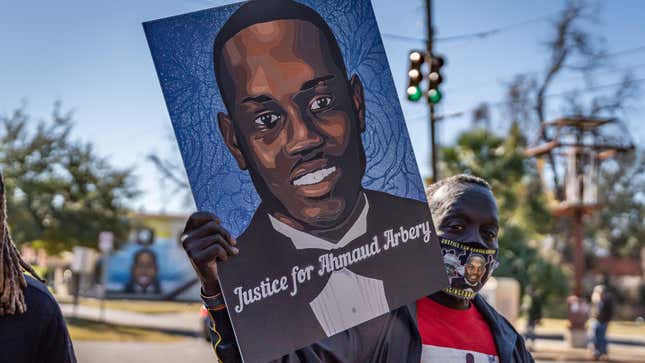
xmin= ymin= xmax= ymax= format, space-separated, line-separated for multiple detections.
xmin=293 ymin=166 xmax=336 ymax=186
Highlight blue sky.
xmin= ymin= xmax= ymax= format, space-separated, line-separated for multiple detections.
xmin=1 ymin=0 xmax=643 ymax=214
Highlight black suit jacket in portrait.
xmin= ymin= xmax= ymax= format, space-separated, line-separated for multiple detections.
xmin=218 ymin=189 xmax=446 ymax=363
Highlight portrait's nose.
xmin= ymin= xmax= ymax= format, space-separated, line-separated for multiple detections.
xmin=284 ymin=108 xmax=323 ymax=156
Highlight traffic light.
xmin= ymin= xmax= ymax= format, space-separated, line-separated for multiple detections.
xmin=406 ymin=50 xmax=425 ymax=102
xmin=428 ymin=55 xmax=444 ymax=104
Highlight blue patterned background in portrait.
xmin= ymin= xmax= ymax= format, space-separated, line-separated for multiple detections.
xmin=144 ymin=0 xmax=426 ymax=237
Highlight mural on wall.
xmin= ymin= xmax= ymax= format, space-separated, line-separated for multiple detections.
xmin=105 ymin=214 xmax=200 ymax=301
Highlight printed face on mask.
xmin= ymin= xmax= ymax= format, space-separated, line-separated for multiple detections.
xmin=429 ymin=181 xmax=500 ymax=299
xmin=439 ymin=238 xmax=498 ymax=299
xmin=465 ymin=255 xmax=486 ymax=285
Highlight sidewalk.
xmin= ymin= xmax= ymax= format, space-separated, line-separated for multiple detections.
xmin=74 ymin=339 xmax=214 ymax=363
xmin=532 ymin=339 xmax=645 ymax=363
xmin=60 ymin=303 xmax=201 ymax=337
xmin=63 ymin=303 xmax=644 ymax=362
xmin=530 ymin=329 xmax=645 ymax=347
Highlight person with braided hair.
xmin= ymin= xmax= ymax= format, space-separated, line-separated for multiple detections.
xmin=0 ymin=172 xmax=77 ymax=363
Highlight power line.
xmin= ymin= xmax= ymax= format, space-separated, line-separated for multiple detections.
xmin=443 ymin=61 xmax=645 ymax=94
xmin=381 ymin=33 xmax=424 ymax=43
xmin=406 ymin=77 xmax=645 ymax=123
xmin=441 ymin=44 xmax=645 ymax=94
xmin=609 ymin=45 xmax=645 ymax=57
xmin=382 ymin=13 xmax=553 ymax=44
xmin=436 ymin=15 xmax=552 ymax=43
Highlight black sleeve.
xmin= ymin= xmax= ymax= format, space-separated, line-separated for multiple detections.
xmin=208 ymin=307 xmax=243 ymax=363
xmin=513 ymin=335 xmax=535 ymax=363
xmin=36 ymin=303 xmax=77 ymax=363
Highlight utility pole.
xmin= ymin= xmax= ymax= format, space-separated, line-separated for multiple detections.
xmin=406 ymin=0 xmax=444 ymax=182
xmin=426 ymin=0 xmax=438 ymax=181
xmin=525 ymin=116 xmax=634 ymax=347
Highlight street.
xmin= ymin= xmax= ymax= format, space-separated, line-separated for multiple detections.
xmin=74 ymin=338 xmax=645 ymax=363
xmin=63 ymin=302 xmax=645 ymax=363
xmin=75 ymin=339 xmax=214 ymax=363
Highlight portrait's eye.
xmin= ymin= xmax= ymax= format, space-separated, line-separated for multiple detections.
xmin=253 ymin=112 xmax=281 ymax=130
xmin=310 ymin=96 xmax=333 ymax=112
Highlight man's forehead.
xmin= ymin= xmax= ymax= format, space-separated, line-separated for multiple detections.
xmin=218 ymin=19 xmax=344 ymax=104
xmin=222 ymin=19 xmax=331 ymax=69
xmin=432 ymin=183 xmax=498 ymax=219
xmin=469 ymin=256 xmax=485 ymax=264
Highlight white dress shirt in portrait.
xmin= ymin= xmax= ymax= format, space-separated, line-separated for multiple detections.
xmin=268 ymin=193 xmax=391 ymax=337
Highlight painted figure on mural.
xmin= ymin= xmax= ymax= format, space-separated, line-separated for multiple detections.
xmin=124 ymin=249 xmax=162 ymax=294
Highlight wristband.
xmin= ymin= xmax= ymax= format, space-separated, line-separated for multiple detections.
xmin=202 ymin=290 xmax=226 ymax=310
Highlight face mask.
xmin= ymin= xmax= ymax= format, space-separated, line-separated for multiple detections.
xmin=439 ymin=237 xmax=499 ymax=300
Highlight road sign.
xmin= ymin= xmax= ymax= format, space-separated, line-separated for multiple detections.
xmin=99 ymin=231 xmax=114 ymax=253
xmin=71 ymin=246 xmax=95 ymax=274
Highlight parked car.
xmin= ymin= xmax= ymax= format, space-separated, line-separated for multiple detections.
xmin=200 ymin=305 xmax=211 ymax=341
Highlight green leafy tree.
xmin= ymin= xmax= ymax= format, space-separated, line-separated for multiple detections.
xmin=0 ymin=103 xmax=139 ymax=253
xmin=440 ymin=124 xmax=568 ymax=312
xmin=586 ymin=150 xmax=645 ymax=257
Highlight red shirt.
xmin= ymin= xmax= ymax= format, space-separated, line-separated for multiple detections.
xmin=416 ymin=297 xmax=499 ymax=363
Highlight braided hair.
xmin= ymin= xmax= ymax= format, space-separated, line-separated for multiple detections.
xmin=0 ymin=172 xmax=43 ymax=316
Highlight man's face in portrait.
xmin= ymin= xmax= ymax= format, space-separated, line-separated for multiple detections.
xmin=217 ymin=19 xmax=366 ymax=229
xmin=133 ymin=251 xmax=158 ymax=288
xmin=464 ymin=255 xmax=486 ymax=285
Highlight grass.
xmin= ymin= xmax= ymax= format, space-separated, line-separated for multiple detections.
xmin=66 ymin=317 xmax=183 ymax=342
xmin=71 ymin=298 xmax=202 ymax=315
xmin=516 ymin=318 xmax=645 ymax=337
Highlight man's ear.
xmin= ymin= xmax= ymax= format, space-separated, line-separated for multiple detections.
xmin=217 ymin=112 xmax=247 ymax=170
xmin=350 ymin=74 xmax=365 ymax=133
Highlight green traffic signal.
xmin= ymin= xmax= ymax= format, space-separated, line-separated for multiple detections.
xmin=428 ymin=89 xmax=442 ymax=104
xmin=407 ymin=86 xmax=423 ymax=102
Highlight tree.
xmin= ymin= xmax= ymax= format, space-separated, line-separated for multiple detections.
xmin=441 ymin=124 xmax=568 ymax=311
xmin=586 ymin=150 xmax=645 ymax=257
xmin=469 ymin=0 xmax=642 ymax=260
xmin=146 ymin=130 xmax=194 ymax=212
xmin=0 ymin=103 xmax=139 ymax=253
xmin=501 ymin=0 xmax=639 ymax=200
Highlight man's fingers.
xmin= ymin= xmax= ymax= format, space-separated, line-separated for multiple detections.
xmin=182 ymin=220 xmax=225 ymax=244
xmin=213 ymin=234 xmax=239 ymax=256
xmin=184 ymin=234 xmax=239 ymax=257
xmin=194 ymin=243 xmax=228 ymax=263
xmin=183 ymin=215 xmax=235 ymax=244
xmin=183 ymin=211 xmax=221 ymax=234
xmin=211 ymin=222 xmax=235 ymax=246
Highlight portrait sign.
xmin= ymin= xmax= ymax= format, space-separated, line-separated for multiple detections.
xmin=144 ymin=0 xmax=447 ymax=361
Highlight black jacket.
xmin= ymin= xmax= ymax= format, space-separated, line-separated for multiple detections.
xmin=472 ymin=296 xmax=534 ymax=363
xmin=209 ymin=294 xmax=533 ymax=363
xmin=209 ymin=305 xmax=421 ymax=363
xmin=0 ymin=275 xmax=77 ymax=363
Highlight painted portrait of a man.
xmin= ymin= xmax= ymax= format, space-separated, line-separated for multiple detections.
xmin=124 ymin=249 xmax=162 ymax=294
xmin=144 ymin=0 xmax=447 ymax=360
